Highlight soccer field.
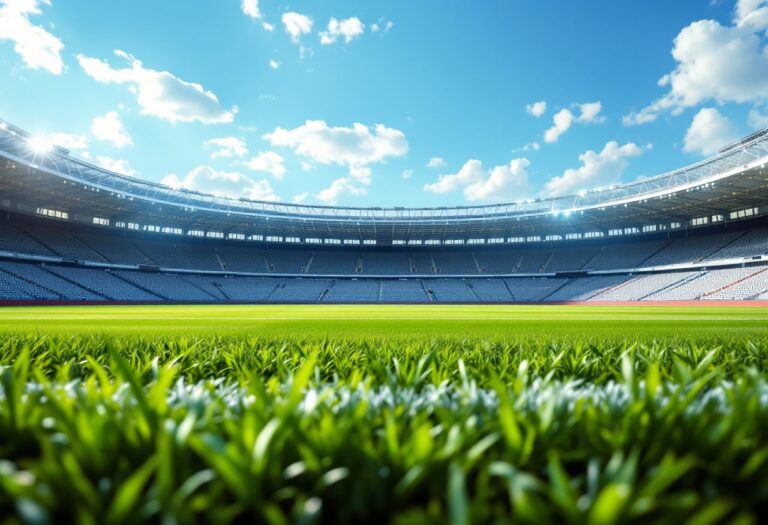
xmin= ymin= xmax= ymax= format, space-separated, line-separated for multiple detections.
xmin=1 ymin=303 xmax=768 ymax=523
xmin=0 ymin=303 xmax=766 ymax=339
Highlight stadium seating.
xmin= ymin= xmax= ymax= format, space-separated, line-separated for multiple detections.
xmin=474 ymin=250 xmax=520 ymax=274
xmin=516 ymin=249 xmax=553 ymax=273
xmin=544 ymin=275 xmax=631 ymax=302
xmin=114 ymin=271 xmax=217 ymax=301
xmin=1 ymin=257 xmax=766 ymax=303
xmin=546 ymin=246 xmax=601 ymax=271
xmin=0 ymin=264 xmax=58 ymax=300
xmin=590 ymin=272 xmax=698 ymax=301
xmin=380 ymin=279 xmax=429 ymax=301
xmin=0 ymin=261 xmax=103 ymax=301
xmin=701 ymin=268 xmax=768 ymax=300
xmin=0 ymin=222 xmax=55 ymax=257
xmin=425 ymin=280 xmax=477 ymax=302
xmin=410 ymin=253 xmax=436 ymax=274
xmin=324 ymin=279 xmax=380 ymax=302
xmin=2 ymin=215 xmax=768 ymax=303
xmin=467 ymin=279 xmax=514 ymax=301
xmin=705 ymin=228 xmax=768 ymax=260
xmin=642 ymin=233 xmax=742 ymax=266
xmin=76 ymin=232 xmax=150 ymax=265
xmin=270 ymin=279 xmax=331 ymax=302
xmin=132 ymin=240 xmax=191 ymax=269
xmin=361 ymin=253 xmax=411 ymax=275
xmin=45 ymin=266 xmax=161 ymax=301
xmin=642 ymin=271 xmax=712 ymax=301
xmin=214 ymin=247 xmax=265 ymax=273
xmin=216 ymin=277 xmax=277 ymax=301
xmin=506 ymin=278 xmax=568 ymax=301
xmin=177 ymin=245 xmax=225 ymax=271
xmin=585 ymin=240 xmax=667 ymax=270
xmin=168 ymin=275 xmax=230 ymax=301
xmin=431 ymin=252 xmax=478 ymax=274
xmin=19 ymin=224 xmax=107 ymax=262
xmin=10 ymin=216 xmax=766 ymax=277
xmin=308 ymin=252 xmax=361 ymax=274
xmin=270 ymin=251 xmax=311 ymax=273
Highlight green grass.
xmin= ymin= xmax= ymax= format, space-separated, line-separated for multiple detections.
xmin=0 ymin=304 xmax=767 ymax=524
xmin=0 ymin=304 xmax=765 ymax=339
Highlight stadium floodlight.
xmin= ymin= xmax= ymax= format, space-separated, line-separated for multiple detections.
xmin=27 ymin=135 xmax=54 ymax=155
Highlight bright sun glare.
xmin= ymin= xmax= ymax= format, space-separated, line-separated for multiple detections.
xmin=26 ymin=135 xmax=54 ymax=155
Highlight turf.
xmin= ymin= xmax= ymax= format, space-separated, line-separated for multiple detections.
xmin=0 ymin=304 xmax=765 ymax=339
xmin=0 ymin=304 xmax=767 ymax=524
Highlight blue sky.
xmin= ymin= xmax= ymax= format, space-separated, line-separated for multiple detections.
xmin=1 ymin=0 xmax=767 ymax=206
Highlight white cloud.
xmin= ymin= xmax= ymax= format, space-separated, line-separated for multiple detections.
xmin=426 ymin=157 xmax=446 ymax=169
xmin=96 ymin=156 xmax=137 ymax=177
xmin=526 ymin=100 xmax=547 ymax=117
xmin=542 ymin=141 xmax=645 ymax=197
xmin=578 ymin=102 xmax=604 ymax=123
xmin=624 ymin=2 xmax=768 ymax=126
xmin=77 ymin=50 xmax=236 ymax=124
xmin=424 ymin=158 xmax=532 ymax=202
xmin=683 ymin=107 xmax=739 ymax=156
xmin=242 ymin=3 xmax=275 ymax=32
xmin=0 ymin=0 xmax=64 ymax=74
xmin=401 ymin=169 xmax=413 ymax=179
xmin=162 ymin=165 xmax=279 ymax=201
xmin=264 ymin=120 xmax=408 ymax=181
xmin=269 ymin=59 xmax=280 ymax=69
xmin=282 ymin=12 xmax=313 ymax=43
xmin=91 ymin=111 xmax=132 ymax=148
xmin=749 ymin=107 xmax=768 ymax=128
xmin=245 ymin=151 xmax=286 ymax=179
xmin=316 ymin=177 xmax=367 ymax=205
xmin=319 ymin=17 xmax=365 ymax=45
xmin=544 ymin=109 xmax=575 ymax=143
xmin=736 ymin=0 xmax=768 ymax=30
xmin=45 ymin=132 xmax=87 ymax=150
xmin=293 ymin=191 xmax=310 ymax=204
xmin=371 ymin=19 xmax=394 ymax=33
xmin=544 ymin=102 xmax=604 ymax=143
xmin=464 ymin=160 xmax=532 ymax=202
xmin=514 ymin=142 xmax=540 ymax=152
xmin=205 ymin=137 xmax=248 ymax=159
xmin=241 ymin=0 xmax=261 ymax=19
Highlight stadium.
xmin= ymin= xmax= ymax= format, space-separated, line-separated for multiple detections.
xmin=2 ymin=119 xmax=768 ymax=303
xmin=3 ymin=1 xmax=768 ymax=523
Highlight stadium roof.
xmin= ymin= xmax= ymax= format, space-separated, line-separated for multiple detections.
xmin=1 ymin=119 xmax=768 ymax=244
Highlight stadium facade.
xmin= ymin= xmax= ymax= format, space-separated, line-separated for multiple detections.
xmin=1 ymin=119 xmax=768 ymax=303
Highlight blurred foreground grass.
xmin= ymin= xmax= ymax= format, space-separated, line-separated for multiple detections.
xmin=0 ymin=304 xmax=767 ymax=523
